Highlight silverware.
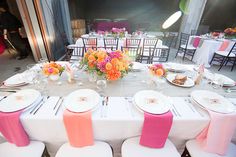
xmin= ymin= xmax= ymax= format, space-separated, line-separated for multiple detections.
xmin=0 ymin=90 xmax=17 ymax=93
xmin=171 ymin=108 xmax=177 ymax=116
xmin=33 ymin=96 xmax=49 ymax=115
xmin=55 ymin=98 xmax=64 ymax=115
xmin=53 ymin=97 xmax=62 ymax=110
xmin=185 ymin=98 xmax=204 ymax=117
xmin=0 ymin=96 xmax=7 ymax=102
xmin=30 ymin=98 xmax=44 ymax=114
xmin=104 ymin=96 xmax=109 ymax=117
xmin=100 ymin=97 xmax=105 ymax=118
xmin=172 ymin=104 xmax=181 ymax=117
xmin=125 ymin=97 xmax=134 ymax=117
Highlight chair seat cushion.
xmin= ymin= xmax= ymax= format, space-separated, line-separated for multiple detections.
xmin=67 ymin=44 xmax=78 ymax=49
xmin=181 ymin=44 xmax=196 ymax=50
xmin=0 ymin=141 xmax=45 ymax=157
xmin=186 ymin=140 xmax=236 ymax=157
xmin=122 ymin=137 xmax=180 ymax=157
xmin=215 ymin=51 xmax=236 ymax=57
xmin=55 ymin=141 xmax=113 ymax=157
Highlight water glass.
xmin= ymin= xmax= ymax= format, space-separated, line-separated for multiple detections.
xmin=96 ymin=80 xmax=107 ymax=93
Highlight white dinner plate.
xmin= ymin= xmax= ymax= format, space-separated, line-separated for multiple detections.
xmin=4 ymin=73 xmax=28 ymax=87
xmin=131 ymin=62 xmax=144 ymax=72
xmin=191 ymin=90 xmax=235 ymax=114
xmin=164 ymin=63 xmax=187 ymax=73
xmin=133 ymin=90 xmax=171 ymax=114
xmin=64 ymin=89 xmax=101 ymax=113
xmin=166 ymin=74 xmax=195 ymax=88
xmin=0 ymin=89 xmax=41 ymax=112
xmin=204 ymin=73 xmax=235 ymax=87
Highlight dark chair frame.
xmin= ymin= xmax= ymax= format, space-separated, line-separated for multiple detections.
xmin=175 ymin=32 xmax=196 ymax=61
xmin=103 ymin=37 xmax=119 ymax=50
xmin=140 ymin=38 xmax=158 ymax=63
xmin=149 ymin=47 xmax=170 ymax=63
xmin=65 ymin=45 xmax=84 ymax=61
xmin=210 ymin=42 xmax=236 ymax=71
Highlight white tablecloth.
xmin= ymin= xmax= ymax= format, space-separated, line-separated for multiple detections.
xmin=189 ymin=36 xmax=235 ymax=67
xmin=0 ymin=63 xmax=236 ymax=157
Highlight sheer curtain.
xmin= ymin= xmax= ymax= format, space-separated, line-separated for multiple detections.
xmin=39 ymin=0 xmax=72 ymax=60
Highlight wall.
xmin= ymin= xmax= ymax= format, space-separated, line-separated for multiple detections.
xmin=68 ymin=0 xmax=181 ymax=32
xmin=201 ymin=0 xmax=236 ymax=31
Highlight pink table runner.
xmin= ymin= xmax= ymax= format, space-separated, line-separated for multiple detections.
xmin=196 ymin=110 xmax=236 ymax=155
xmin=63 ymin=110 xmax=94 ymax=147
xmin=140 ymin=111 xmax=173 ymax=148
xmin=0 ymin=110 xmax=30 ymax=146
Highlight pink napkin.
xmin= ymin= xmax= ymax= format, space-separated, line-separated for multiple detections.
xmin=63 ymin=110 xmax=94 ymax=147
xmin=140 ymin=111 xmax=173 ymax=148
xmin=193 ymin=37 xmax=201 ymax=48
xmin=218 ymin=40 xmax=230 ymax=51
xmin=0 ymin=110 xmax=30 ymax=146
xmin=196 ymin=111 xmax=236 ymax=155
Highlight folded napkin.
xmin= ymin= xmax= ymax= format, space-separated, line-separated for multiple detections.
xmin=193 ymin=37 xmax=201 ymax=48
xmin=196 ymin=111 xmax=236 ymax=155
xmin=0 ymin=110 xmax=29 ymax=146
xmin=218 ymin=40 xmax=230 ymax=51
xmin=140 ymin=111 xmax=173 ymax=148
xmin=63 ymin=110 xmax=94 ymax=147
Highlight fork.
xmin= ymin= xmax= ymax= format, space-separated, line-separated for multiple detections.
xmin=55 ymin=98 xmax=64 ymax=115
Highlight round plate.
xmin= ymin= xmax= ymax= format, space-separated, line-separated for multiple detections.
xmin=0 ymin=89 xmax=41 ymax=112
xmin=4 ymin=74 xmax=28 ymax=87
xmin=131 ymin=62 xmax=144 ymax=72
xmin=164 ymin=63 xmax=187 ymax=73
xmin=133 ymin=90 xmax=171 ymax=114
xmin=166 ymin=74 xmax=195 ymax=88
xmin=191 ymin=90 xmax=235 ymax=114
xmin=64 ymin=89 xmax=101 ymax=113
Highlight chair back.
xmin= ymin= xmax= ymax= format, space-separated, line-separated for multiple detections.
xmin=125 ymin=38 xmax=141 ymax=47
xmin=143 ymin=38 xmax=158 ymax=48
xmin=104 ymin=37 xmax=119 ymax=50
xmin=227 ymin=42 xmax=236 ymax=56
xmin=65 ymin=45 xmax=84 ymax=61
xmin=179 ymin=32 xmax=190 ymax=48
xmin=163 ymin=33 xmax=176 ymax=48
xmin=122 ymin=46 xmax=140 ymax=62
xmin=82 ymin=38 xmax=97 ymax=48
xmin=149 ymin=47 xmax=169 ymax=63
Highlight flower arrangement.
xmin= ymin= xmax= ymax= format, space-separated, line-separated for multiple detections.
xmin=111 ymin=27 xmax=126 ymax=38
xmin=224 ymin=27 xmax=236 ymax=38
xmin=42 ymin=62 xmax=65 ymax=76
xmin=148 ymin=64 xmax=167 ymax=78
xmin=80 ymin=49 xmax=131 ymax=81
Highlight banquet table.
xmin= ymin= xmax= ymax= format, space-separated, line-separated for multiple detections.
xmin=188 ymin=36 xmax=235 ymax=67
xmin=0 ymin=63 xmax=236 ymax=157
xmin=75 ymin=36 xmax=165 ymax=51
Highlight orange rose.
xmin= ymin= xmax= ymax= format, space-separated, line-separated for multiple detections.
xmin=155 ymin=69 xmax=164 ymax=77
xmin=111 ymin=58 xmax=119 ymax=65
xmin=88 ymin=55 xmax=96 ymax=62
xmin=105 ymin=62 xmax=113 ymax=70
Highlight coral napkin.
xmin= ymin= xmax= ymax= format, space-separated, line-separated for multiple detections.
xmin=63 ymin=110 xmax=94 ymax=147
xmin=196 ymin=111 xmax=236 ymax=155
xmin=140 ymin=111 xmax=173 ymax=148
xmin=218 ymin=40 xmax=230 ymax=51
xmin=193 ymin=37 xmax=201 ymax=48
xmin=0 ymin=110 xmax=29 ymax=146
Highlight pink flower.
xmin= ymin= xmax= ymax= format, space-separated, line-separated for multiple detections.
xmin=48 ymin=68 xmax=53 ymax=73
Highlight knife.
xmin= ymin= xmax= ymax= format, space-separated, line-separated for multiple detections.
xmin=55 ymin=98 xmax=64 ymax=115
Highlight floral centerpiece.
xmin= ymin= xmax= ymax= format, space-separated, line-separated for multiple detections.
xmin=111 ymin=27 xmax=126 ymax=38
xmin=42 ymin=62 xmax=65 ymax=80
xmin=224 ymin=27 xmax=236 ymax=38
xmin=148 ymin=64 xmax=167 ymax=78
xmin=80 ymin=49 xmax=131 ymax=81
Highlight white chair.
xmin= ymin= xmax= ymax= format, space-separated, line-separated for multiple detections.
xmin=55 ymin=141 xmax=113 ymax=157
xmin=0 ymin=141 xmax=46 ymax=157
xmin=121 ymin=137 xmax=181 ymax=157
xmin=183 ymin=140 xmax=236 ymax=157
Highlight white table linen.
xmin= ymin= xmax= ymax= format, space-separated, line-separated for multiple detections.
xmin=189 ymin=36 xmax=235 ymax=67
